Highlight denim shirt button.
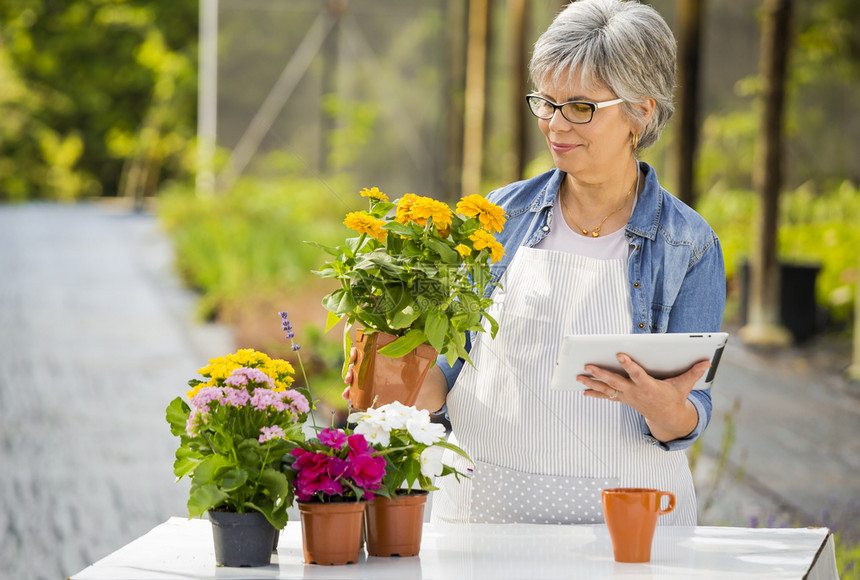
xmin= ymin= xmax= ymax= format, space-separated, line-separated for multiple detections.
xmin=638 ymin=322 xmax=646 ymax=329
xmin=542 ymin=225 xmax=550 ymax=232
xmin=633 ymin=281 xmax=640 ymax=288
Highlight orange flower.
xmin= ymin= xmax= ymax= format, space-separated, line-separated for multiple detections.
xmin=396 ymin=194 xmax=453 ymax=233
xmin=456 ymin=194 xmax=506 ymax=233
xmin=469 ymin=230 xmax=505 ymax=263
xmin=344 ymin=211 xmax=388 ymax=243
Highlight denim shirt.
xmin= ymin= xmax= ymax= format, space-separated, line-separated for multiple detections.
xmin=438 ymin=162 xmax=726 ymax=451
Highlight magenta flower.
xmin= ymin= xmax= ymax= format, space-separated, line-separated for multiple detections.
xmin=319 ymin=427 xmax=348 ymax=449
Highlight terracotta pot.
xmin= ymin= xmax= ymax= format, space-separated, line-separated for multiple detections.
xmin=350 ymin=329 xmax=438 ymax=411
xmin=364 ymin=492 xmax=428 ymax=557
xmin=208 ymin=509 xmax=275 ymax=567
xmin=298 ymin=501 xmax=366 ymax=565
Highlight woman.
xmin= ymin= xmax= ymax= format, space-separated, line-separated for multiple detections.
xmin=349 ymin=0 xmax=725 ymax=526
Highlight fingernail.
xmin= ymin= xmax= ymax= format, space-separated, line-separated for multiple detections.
xmin=617 ymin=354 xmax=628 ymax=363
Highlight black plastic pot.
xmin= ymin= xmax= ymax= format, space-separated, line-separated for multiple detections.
xmin=739 ymin=261 xmax=823 ymax=343
xmin=208 ymin=509 xmax=276 ymax=567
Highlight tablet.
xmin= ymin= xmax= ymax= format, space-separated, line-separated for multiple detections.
xmin=549 ymin=332 xmax=728 ymax=392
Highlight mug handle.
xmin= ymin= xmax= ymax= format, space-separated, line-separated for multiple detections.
xmin=657 ymin=491 xmax=676 ymax=515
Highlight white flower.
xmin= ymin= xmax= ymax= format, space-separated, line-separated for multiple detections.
xmin=353 ymin=419 xmax=391 ymax=447
xmin=377 ymin=401 xmax=416 ymax=430
xmin=419 ymin=446 xmax=444 ymax=478
xmin=406 ymin=410 xmax=446 ymax=445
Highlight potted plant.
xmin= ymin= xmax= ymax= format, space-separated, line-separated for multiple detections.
xmin=348 ymin=401 xmax=472 ymax=557
xmin=285 ymin=427 xmax=387 ymax=565
xmin=165 ymin=348 xmax=310 ymax=567
xmin=312 ymin=186 xmax=506 ymax=409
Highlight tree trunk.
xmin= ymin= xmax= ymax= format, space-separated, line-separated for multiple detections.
xmin=739 ymin=0 xmax=793 ymax=346
xmin=445 ymin=0 xmax=468 ymax=202
xmin=674 ymin=0 xmax=704 ymax=207
xmin=461 ymin=0 xmax=490 ymax=198
xmin=848 ymin=250 xmax=860 ymax=381
xmin=508 ymin=0 xmax=528 ymax=183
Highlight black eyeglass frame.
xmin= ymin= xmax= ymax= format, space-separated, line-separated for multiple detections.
xmin=525 ymin=93 xmax=625 ymax=124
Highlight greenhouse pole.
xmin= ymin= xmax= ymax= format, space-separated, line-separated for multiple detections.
xmin=196 ymin=0 xmax=218 ymax=197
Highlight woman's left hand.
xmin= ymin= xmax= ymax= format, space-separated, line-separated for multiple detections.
xmin=579 ymin=353 xmax=711 ymax=442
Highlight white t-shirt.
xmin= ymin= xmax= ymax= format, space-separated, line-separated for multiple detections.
xmin=534 ymin=192 xmax=635 ymax=259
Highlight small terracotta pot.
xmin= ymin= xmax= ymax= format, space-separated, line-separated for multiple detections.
xmin=298 ymin=501 xmax=366 ymax=565
xmin=350 ymin=329 xmax=438 ymax=411
xmin=364 ymin=492 xmax=428 ymax=557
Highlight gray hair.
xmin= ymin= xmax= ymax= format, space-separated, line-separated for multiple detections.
xmin=529 ymin=0 xmax=676 ymax=153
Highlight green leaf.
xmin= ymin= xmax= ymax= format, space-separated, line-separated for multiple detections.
xmin=388 ymin=304 xmax=421 ymax=330
xmin=435 ymin=440 xmax=473 ymax=462
xmin=322 ymin=288 xmax=357 ymax=315
xmin=188 ymin=484 xmax=230 ymax=518
xmin=166 ymin=397 xmax=190 ymax=436
xmin=325 ymin=310 xmax=344 ymax=333
xmin=304 ymin=240 xmax=342 ymax=256
xmin=219 ymin=468 xmax=249 ymax=491
xmin=384 ymin=222 xmax=418 ymax=238
xmin=424 ymin=310 xmax=448 ymax=352
xmin=173 ymin=447 xmax=202 ymax=479
xmin=423 ymin=236 xmax=458 ymax=262
xmin=377 ymin=328 xmax=428 ymax=357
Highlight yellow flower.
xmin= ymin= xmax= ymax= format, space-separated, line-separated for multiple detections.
xmin=469 ymin=230 xmax=505 ymax=263
xmin=360 ymin=186 xmax=388 ymax=202
xmin=396 ymin=193 xmax=453 ymax=233
xmin=344 ymin=211 xmax=388 ymax=243
xmin=456 ymin=194 xmax=507 ymax=233
xmin=455 ymin=244 xmax=472 ymax=257
xmin=186 ymin=348 xmax=295 ymax=399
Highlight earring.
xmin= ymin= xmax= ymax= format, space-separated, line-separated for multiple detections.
xmin=631 ymin=132 xmax=639 ymax=150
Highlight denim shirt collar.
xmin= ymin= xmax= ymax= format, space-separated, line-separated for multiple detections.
xmin=527 ymin=162 xmax=664 ymax=241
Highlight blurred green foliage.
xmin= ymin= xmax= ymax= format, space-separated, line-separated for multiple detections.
xmin=157 ymin=162 xmax=359 ymax=320
xmin=0 ymin=0 xmax=197 ymax=200
xmin=699 ymin=181 xmax=859 ymax=327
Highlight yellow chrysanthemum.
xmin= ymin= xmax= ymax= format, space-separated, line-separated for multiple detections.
xmin=396 ymin=194 xmax=453 ymax=233
xmin=186 ymin=348 xmax=295 ymax=399
xmin=469 ymin=230 xmax=506 ymax=263
xmin=360 ymin=186 xmax=388 ymax=202
xmin=343 ymin=211 xmax=388 ymax=243
xmin=456 ymin=194 xmax=507 ymax=233
xmin=455 ymin=244 xmax=472 ymax=257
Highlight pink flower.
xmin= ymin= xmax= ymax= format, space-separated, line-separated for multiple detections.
xmin=319 ymin=428 xmax=348 ymax=449
xmin=283 ymin=389 xmax=310 ymax=414
xmin=190 ymin=386 xmax=223 ymax=411
xmin=259 ymin=425 xmax=285 ymax=443
xmin=249 ymin=388 xmax=278 ymax=411
xmin=226 ymin=366 xmax=275 ymax=389
xmin=222 ymin=387 xmax=250 ymax=408
xmin=349 ymin=452 xmax=386 ymax=492
xmin=291 ymin=450 xmax=344 ymax=501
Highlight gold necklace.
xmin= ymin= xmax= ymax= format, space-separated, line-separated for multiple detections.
xmin=560 ymin=166 xmax=639 ymax=238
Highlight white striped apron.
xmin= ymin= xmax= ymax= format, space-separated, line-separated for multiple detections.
xmin=431 ymin=246 xmax=696 ymax=526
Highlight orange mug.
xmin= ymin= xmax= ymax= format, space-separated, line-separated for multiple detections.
xmin=601 ymin=488 xmax=676 ymax=563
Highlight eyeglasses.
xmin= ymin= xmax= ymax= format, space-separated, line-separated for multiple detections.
xmin=525 ymin=94 xmax=624 ymax=124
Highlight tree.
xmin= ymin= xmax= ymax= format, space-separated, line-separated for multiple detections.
xmin=673 ymin=0 xmax=704 ymax=207
xmin=0 ymin=0 xmax=197 ymax=201
xmin=739 ymin=0 xmax=793 ymax=346
xmin=461 ymin=0 xmax=491 ymax=197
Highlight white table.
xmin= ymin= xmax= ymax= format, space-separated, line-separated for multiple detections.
xmin=69 ymin=517 xmax=838 ymax=580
